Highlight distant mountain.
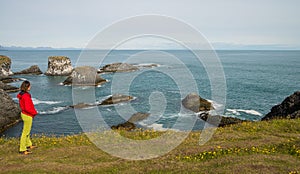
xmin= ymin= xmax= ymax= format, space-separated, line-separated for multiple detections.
xmin=0 ymin=45 xmax=81 ymax=50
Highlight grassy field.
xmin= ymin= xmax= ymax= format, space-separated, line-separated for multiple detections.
xmin=1 ymin=119 xmax=300 ymax=174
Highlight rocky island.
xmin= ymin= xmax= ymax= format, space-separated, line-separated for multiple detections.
xmin=63 ymin=66 xmax=107 ymax=86
xmin=14 ymin=65 xmax=43 ymax=75
xmin=98 ymin=62 xmax=139 ymax=73
xmin=44 ymin=56 xmax=73 ymax=76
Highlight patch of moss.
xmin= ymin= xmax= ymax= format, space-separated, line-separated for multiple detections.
xmin=48 ymin=56 xmax=70 ymax=61
xmin=0 ymin=55 xmax=11 ymax=64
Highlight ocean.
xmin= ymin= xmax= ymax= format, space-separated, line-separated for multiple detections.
xmin=1 ymin=50 xmax=299 ymax=137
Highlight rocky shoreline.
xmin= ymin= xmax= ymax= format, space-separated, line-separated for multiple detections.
xmin=0 ymin=54 xmax=299 ymax=133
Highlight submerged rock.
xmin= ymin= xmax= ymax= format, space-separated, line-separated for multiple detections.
xmin=0 ymin=55 xmax=13 ymax=77
xmin=0 ymin=76 xmax=22 ymax=83
xmin=0 ymin=81 xmax=19 ymax=93
xmin=111 ymin=121 xmax=136 ymax=131
xmin=63 ymin=66 xmax=107 ymax=86
xmin=14 ymin=65 xmax=43 ymax=75
xmin=99 ymin=94 xmax=134 ymax=105
xmin=128 ymin=112 xmax=150 ymax=123
xmin=111 ymin=113 xmax=150 ymax=131
xmin=70 ymin=103 xmax=96 ymax=109
xmin=99 ymin=62 xmax=139 ymax=73
xmin=198 ymin=113 xmax=247 ymax=127
xmin=133 ymin=63 xmax=159 ymax=68
xmin=44 ymin=56 xmax=73 ymax=76
xmin=0 ymin=89 xmax=21 ymax=133
xmin=182 ymin=93 xmax=214 ymax=112
xmin=262 ymin=91 xmax=300 ymax=120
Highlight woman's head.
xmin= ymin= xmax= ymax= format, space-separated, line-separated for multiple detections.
xmin=20 ymin=80 xmax=31 ymax=92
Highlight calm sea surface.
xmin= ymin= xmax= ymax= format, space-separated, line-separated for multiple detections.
xmin=1 ymin=50 xmax=299 ymax=137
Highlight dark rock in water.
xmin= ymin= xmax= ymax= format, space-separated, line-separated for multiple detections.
xmin=98 ymin=62 xmax=139 ymax=73
xmin=0 ymin=89 xmax=21 ymax=133
xmin=111 ymin=113 xmax=149 ymax=131
xmin=99 ymin=94 xmax=134 ymax=105
xmin=111 ymin=121 xmax=136 ymax=131
xmin=70 ymin=103 xmax=96 ymax=109
xmin=128 ymin=112 xmax=150 ymax=123
xmin=14 ymin=65 xmax=43 ymax=75
xmin=262 ymin=91 xmax=300 ymax=121
xmin=63 ymin=66 xmax=107 ymax=86
xmin=198 ymin=113 xmax=247 ymax=127
xmin=0 ymin=55 xmax=13 ymax=77
xmin=0 ymin=76 xmax=22 ymax=83
xmin=182 ymin=93 xmax=214 ymax=112
xmin=0 ymin=81 xmax=19 ymax=93
xmin=133 ymin=63 xmax=159 ymax=68
xmin=44 ymin=56 xmax=73 ymax=76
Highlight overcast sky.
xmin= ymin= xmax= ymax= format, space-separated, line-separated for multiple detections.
xmin=1 ymin=0 xmax=300 ymax=49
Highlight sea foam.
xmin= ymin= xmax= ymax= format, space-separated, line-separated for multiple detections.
xmin=226 ymin=109 xmax=263 ymax=116
xmin=32 ymin=98 xmax=63 ymax=105
xmin=39 ymin=106 xmax=69 ymax=115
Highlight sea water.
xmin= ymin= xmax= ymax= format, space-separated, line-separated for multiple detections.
xmin=1 ymin=50 xmax=299 ymax=137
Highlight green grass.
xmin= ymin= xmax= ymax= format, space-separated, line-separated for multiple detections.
xmin=1 ymin=119 xmax=300 ymax=173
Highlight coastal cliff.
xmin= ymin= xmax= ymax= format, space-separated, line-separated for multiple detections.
xmin=0 ymin=89 xmax=21 ymax=133
xmin=262 ymin=91 xmax=300 ymax=120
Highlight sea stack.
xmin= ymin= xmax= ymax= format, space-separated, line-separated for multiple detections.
xmin=44 ymin=56 xmax=73 ymax=76
xmin=63 ymin=66 xmax=107 ymax=86
xmin=0 ymin=55 xmax=13 ymax=77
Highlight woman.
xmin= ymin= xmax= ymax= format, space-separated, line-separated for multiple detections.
xmin=17 ymin=80 xmax=38 ymax=155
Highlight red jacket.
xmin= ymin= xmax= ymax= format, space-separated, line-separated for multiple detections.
xmin=17 ymin=91 xmax=38 ymax=118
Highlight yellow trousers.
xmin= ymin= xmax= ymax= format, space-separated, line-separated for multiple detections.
xmin=19 ymin=113 xmax=33 ymax=152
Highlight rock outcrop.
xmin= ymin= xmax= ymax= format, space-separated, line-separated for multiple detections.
xmin=133 ymin=63 xmax=159 ymax=68
xmin=14 ymin=65 xmax=43 ymax=75
xmin=0 ymin=89 xmax=21 ymax=133
xmin=70 ymin=103 xmax=96 ymax=109
xmin=98 ymin=63 xmax=139 ymax=73
xmin=0 ymin=55 xmax=13 ymax=77
xmin=63 ymin=66 xmax=107 ymax=86
xmin=198 ymin=113 xmax=247 ymax=127
xmin=44 ymin=56 xmax=73 ymax=76
xmin=182 ymin=93 xmax=214 ymax=112
xmin=0 ymin=76 xmax=21 ymax=83
xmin=99 ymin=94 xmax=134 ymax=105
xmin=128 ymin=112 xmax=150 ymax=123
xmin=262 ymin=91 xmax=300 ymax=120
xmin=111 ymin=121 xmax=136 ymax=131
xmin=0 ymin=81 xmax=19 ymax=93
xmin=111 ymin=112 xmax=149 ymax=131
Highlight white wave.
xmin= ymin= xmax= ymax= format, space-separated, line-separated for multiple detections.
xmin=207 ymin=99 xmax=223 ymax=111
xmin=225 ymin=109 xmax=241 ymax=116
xmin=18 ymin=78 xmax=27 ymax=81
xmin=226 ymin=109 xmax=262 ymax=116
xmin=133 ymin=63 xmax=160 ymax=68
xmin=236 ymin=109 xmax=263 ymax=116
xmin=139 ymin=122 xmax=169 ymax=131
xmin=39 ymin=106 xmax=69 ymax=115
xmin=32 ymin=98 xmax=63 ymax=105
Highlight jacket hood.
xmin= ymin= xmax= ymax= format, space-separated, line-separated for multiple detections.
xmin=17 ymin=91 xmax=26 ymax=99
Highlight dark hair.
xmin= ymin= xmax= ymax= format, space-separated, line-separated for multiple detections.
xmin=20 ymin=80 xmax=31 ymax=92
